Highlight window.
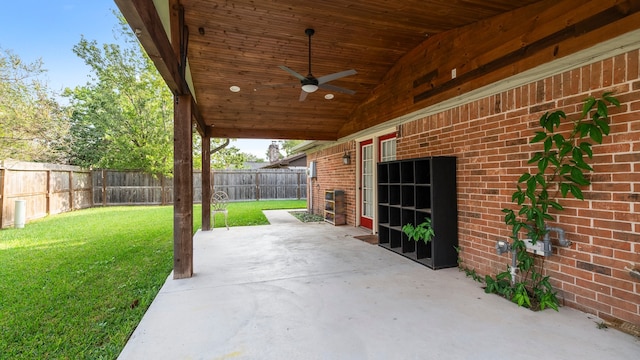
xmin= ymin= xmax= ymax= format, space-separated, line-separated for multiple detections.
xmin=380 ymin=134 xmax=396 ymax=162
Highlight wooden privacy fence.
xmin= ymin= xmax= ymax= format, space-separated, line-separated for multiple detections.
xmin=0 ymin=160 xmax=92 ymax=228
xmin=0 ymin=161 xmax=307 ymax=228
xmin=93 ymin=168 xmax=307 ymax=205
xmin=212 ymin=169 xmax=307 ymax=201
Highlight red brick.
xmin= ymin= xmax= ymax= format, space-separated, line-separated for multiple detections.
xmin=627 ymin=49 xmax=639 ymax=81
xmin=613 ymin=54 xmax=626 ymax=84
xmin=597 ymin=293 xmax=638 ymax=313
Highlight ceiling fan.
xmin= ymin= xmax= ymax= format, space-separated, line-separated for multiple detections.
xmin=279 ymin=28 xmax=357 ymax=101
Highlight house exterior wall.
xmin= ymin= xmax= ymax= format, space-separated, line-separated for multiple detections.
xmin=307 ymin=49 xmax=640 ymax=326
xmin=307 ymin=142 xmax=356 ymax=225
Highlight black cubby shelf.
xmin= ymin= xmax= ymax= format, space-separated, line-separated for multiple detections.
xmin=377 ymin=156 xmax=458 ymax=270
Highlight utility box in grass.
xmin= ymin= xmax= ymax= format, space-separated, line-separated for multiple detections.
xmin=14 ymin=200 xmax=26 ymax=228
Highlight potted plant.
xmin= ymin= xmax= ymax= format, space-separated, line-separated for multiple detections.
xmin=402 ymin=218 xmax=434 ymax=244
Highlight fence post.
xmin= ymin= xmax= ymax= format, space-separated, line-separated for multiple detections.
xmin=161 ymin=174 xmax=166 ymax=205
xmin=255 ymin=171 xmax=260 ymax=201
xmin=0 ymin=168 xmax=4 ymax=228
xmin=297 ymin=172 xmax=302 ymax=200
xmin=102 ymin=169 xmax=107 ymax=206
xmin=69 ymin=170 xmax=74 ymax=211
xmin=46 ymin=170 xmax=51 ymax=215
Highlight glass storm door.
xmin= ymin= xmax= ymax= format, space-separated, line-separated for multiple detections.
xmin=360 ymin=140 xmax=374 ymax=229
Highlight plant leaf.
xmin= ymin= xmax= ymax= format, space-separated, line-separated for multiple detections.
xmin=553 ymin=133 xmax=564 ymax=148
xmin=550 ymin=201 xmax=564 ymax=210
xmin=589 ymin=125 xmax=603 ymax=143
xmin=528 ymin=152 xmax=543 ymax=164
xmin=531 ymin=131 xmax=547 ymax=143
xmin=595 ymin=118 xmax=610 ymax=136
xmin=518 ymin=173 xmax=532 ymax=183
xmin=579 ymin=142 xmax=593 ymax=158
xmin=582 ymin=97 xmax=596 ymax=117
xmin=569 ymin=184 xmax=584 ymax=200
xmin=538 ymin=157 xmax=549 ymax=173
xmin=570 ymin=167 xmax=590 ymax=186
xmin=603 ymin=93 xmax=620 ymax=107
xmin=544 ymin=136 xmax=552 ymax=153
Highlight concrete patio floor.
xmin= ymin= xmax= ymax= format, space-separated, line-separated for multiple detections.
xmin=118 ymin=210 xmax=639 ymax=360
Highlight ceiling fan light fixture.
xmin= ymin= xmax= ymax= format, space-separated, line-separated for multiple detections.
xmin=301 ymin=84 xmax=318 ymax=93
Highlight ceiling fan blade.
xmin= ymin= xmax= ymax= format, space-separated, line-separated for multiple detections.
xmin=317 ymin=69 xmax=357 ymax=84
xmin=319 ymin=83 xmax=356 ymax=95
xmin=279 ymin=65 xmax=306 ymax=81
xmin=299 ymin=90 xmax=309 ymax=101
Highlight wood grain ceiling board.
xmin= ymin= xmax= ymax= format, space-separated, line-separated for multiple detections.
xmin=179 ymin=0 xmax=541 ymax=140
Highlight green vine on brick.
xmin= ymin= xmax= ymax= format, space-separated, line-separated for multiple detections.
xmin=485 ymin=92 xmax=620 ymax=311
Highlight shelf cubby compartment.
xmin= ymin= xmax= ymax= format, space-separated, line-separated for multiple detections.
xmin=378 ymin=185 xmax=389 ymax=204
xmin=389 ymin=185 xmax=401 ymax=205
xmin=401 ymin=161 xmax=414 ymax=183
xmin=378 ymin=163 xmax=389 ymax=184
xmin=389 ymin=207 xmax=401 ymax=227
xmin=388 ymin=162 xmax=401 ymax=183
xmin=414 ymin=159 xmax=431 ymax=184
xmin=378 ymin=225 xmax=390 ymax=245
xmin=402 ymin=232 xmax=416 ymax=254
xmin=378 ymin=204 xmax=389 ymax=224
xmin=401 ymin=208 xmax=415 ymax=227
xmin=415 ymin=185 xmax=432 ymax=211
xmin=401 ymin=185 xmax=415 ymax=208
xmin=389 ymin=228 xmax=402 ymax=248
xmin=416 ymin=239 xmax=432 ymax=261
xmin=415 ymin=210 xmax=431 ymax=225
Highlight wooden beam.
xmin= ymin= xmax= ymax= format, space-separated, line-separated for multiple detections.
xmin=207 ymin=127 xmax=338 ymax=141
xmin=338 ymin=0 xmax=640 ymax=138
xmin=173 ymin=94 xmax=193 ymax=279
xmin=201 ymin=136 xmax=211 ymax=231
xmin=114 ymin=0 xmax=187 ymax=94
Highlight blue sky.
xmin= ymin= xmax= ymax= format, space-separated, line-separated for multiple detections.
xmin=0 ymin=1 xmax=272 ymax=159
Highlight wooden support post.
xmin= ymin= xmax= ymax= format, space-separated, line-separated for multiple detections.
xmin=173 ymin=94 xmax=193 ymax=279
xmin=201 ymin=136 xmax=211 ymax=231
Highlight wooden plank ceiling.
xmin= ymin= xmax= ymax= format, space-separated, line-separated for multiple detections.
xmin=134 ymin=0 xmax=543 ymax=140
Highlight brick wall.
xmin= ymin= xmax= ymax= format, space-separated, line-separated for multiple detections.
xmin=308 ymin=49 xmax=640 ymax=326
xmin=307 ymin=141 xmax=357 ymax=225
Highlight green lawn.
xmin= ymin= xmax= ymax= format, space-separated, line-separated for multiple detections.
xmin=0 ymin=200 xmax=305 ymax=359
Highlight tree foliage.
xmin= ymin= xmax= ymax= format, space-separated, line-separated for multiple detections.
xmin=0 ymin=48 xmax=70 ymax=163
xmin=279 ymin=140 xmax=304 ymax=156
xmin=66 ymin=17 xmax=252 ymax=174
xmin=64 ymin=19 xmax=173 ymax=175
xmin=192 ymin=136 xmax=251 ymax=170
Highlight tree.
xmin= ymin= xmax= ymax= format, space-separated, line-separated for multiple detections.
xmin=279 ymin=140 xmax=304 ymax=156
xmin=65 ymin=19 xmax=173 ymax=175
xmin=66 ymin=16 xmax=256 ymax=175
xmin=0 ymin=48 xmax=70 ymax=163
xmin=192 ymin=136 xmax=254 ymax=170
